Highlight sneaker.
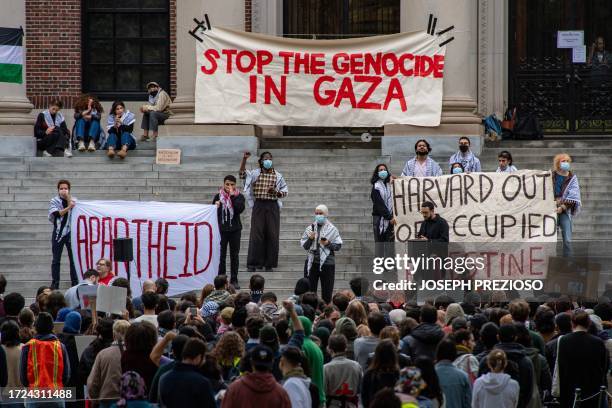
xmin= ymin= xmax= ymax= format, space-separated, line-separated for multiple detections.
xmin=42 ymin=151 xmax=52 ymax=157
xmin=140 ymin=134 xmax=150 ymax=142
xmin=87 ymin=140 xmax=96 ymax=152
xmin=77 ymin=141 xmax=85 ymax=151
xmin=107 ymin=147 xmax=115 ymax=158
xmin=64 ymin=149 xmax=73 ymax=158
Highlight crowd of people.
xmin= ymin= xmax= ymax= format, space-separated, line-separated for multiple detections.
xmin=34 ymin=82 xmax=172 ymax=159
xmin=0 ymin=270 xmax=609 ymax=407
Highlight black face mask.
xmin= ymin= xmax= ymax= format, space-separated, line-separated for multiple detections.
xmin=416 ymin=150 xmax=428 ymax=156
xmin=459 ymin=145 xmax=469 ymax=153
xmin=149 ymin=90 xmax=158 ymax=97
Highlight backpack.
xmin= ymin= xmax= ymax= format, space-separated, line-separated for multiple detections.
xmin=309 ymin=382 xmax=320 ymax=408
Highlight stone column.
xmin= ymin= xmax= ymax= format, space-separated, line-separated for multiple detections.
xmin=385 ymin=0 xmax=482 ymax=159
xmin=0 ymin=0 xmax=35 ymax=156
xmin=160 ymin=0 xmax=258 ymax=157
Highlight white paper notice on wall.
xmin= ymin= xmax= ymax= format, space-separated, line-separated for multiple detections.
xmin=572 ymin=46 xmax=587 ymax=63
xmin=557 ymin=31 xmax=584 ymax=48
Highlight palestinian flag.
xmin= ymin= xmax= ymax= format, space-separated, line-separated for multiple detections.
xmin=0 ymin=27 xmax=24 ymax=84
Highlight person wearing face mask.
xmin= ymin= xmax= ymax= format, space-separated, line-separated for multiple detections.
xmin=496 ymin=151 xmax=517 ymax=173
xmin=450 ymin=162 xmax=465 ymax=175
xmin=552 ymin=153 xmax=581 ymax=257
xmin=300 ymin=205 xmax=342 ymax=304
xmin=213 ymin=175 xmax=246 ymax=288
xmin=448 ymin=137 xmax=481 ymax=173
xmin=34 ymin=99 xmax=72 ymax=157
xmin=48 ymin=179 xmax=79 ymax=289
xmin=401 ymin=139 xmax=443 ymax=177
xmin=140 ymin=81 xmax=172 ymax=142
xmin=371 ymin=164 xmax=397 ymax=275
xmin=240 ymin=151 xmax=288 ymax=273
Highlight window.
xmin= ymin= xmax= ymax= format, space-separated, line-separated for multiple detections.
xmin=82 ymin=0 xmax=170 ymax=100
xmin=283 ymin=0 xmax=400 ymax=39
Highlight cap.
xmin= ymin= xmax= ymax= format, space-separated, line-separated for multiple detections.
xmin=146 ymin=81 xmax=160 ymax=89
xmin=250 ymin=344 xmax=274 ymax=369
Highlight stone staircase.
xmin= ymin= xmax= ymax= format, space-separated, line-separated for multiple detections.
xmin=1 ymin=138 xmax=612 ymax=302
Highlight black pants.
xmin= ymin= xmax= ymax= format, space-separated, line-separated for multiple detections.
xmin=308 ymin=262 xmax=335 ymax=304
xmin=219 ymin=229 xmax=241 ymax=281
xmin=51 ymin=234 xmax=79 ymax=289
xmin=37 ymin=130 xmax=67 ymax=155
xmin=247 ymin=200 xmax=280 ymax=269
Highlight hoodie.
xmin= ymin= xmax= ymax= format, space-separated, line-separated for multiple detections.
xmin=401 ymin=322 xmax=445 ymax=360
xmin=282 ymin=368 xmax=312 ymax=408
xmin=472 ymin=372 xmax=520 ymax=408
xmin=222 ymin=371 xmax=291 ymax=408
xmin=297 ymin=316 xmax=325 ymax=405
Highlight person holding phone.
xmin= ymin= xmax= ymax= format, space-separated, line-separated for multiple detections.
xmin=239 ymin=151 xmax=288 ymax=273
xmin=48 ymin=179 xmax=79 ymax=289
xmin=300 ymin=204 xmax=342 ymax=304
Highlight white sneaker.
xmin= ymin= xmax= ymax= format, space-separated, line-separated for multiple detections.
xmin=42 ymin=151 xmax=52 ymax=157
xmin=64 ymin=149 xmax=73 ymax=158
xmin=77 ymin=141 xmax=85 ymax=151
xmin=87 ymin=140 xmax=96 ymax=151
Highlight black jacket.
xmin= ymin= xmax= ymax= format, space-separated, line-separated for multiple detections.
xmin=418 ymin=215 xmax=449 ymax=242
xmin=158 ymin=362 xmax=216 ymax=408
xmin=478 ymin=342 xmax=534 ymax=408
xmin=371 ymin=185 xmax=393 ymax=219
xmin=400 ymin=323 xmax=445 ymax=361
xmin=212 ymin=192 xmax=246 ymax=232
xmin=34 ymin=112 xmax=69 ymax=140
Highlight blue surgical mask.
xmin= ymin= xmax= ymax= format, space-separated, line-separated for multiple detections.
xmin=378 ymin=170 xmax=388 ymax=180
xmin=262 ymin=159 xmax=273 ymax=169
xmin=560 ymin=162 xmax=570 ymax=171
xmin=452 ymin=167 xmax=463 ymax=174
xmin=314 ymin=214 xmax=326 ymax=224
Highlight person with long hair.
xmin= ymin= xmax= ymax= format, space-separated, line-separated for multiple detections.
xmin=552 ymin=153 xmax=581 ymax=257
xmin=1 ymin=321 xmax=23 ymax=391
xmin=121 ymin=321 xmax=159 ymax=391
xmin=401 ymin=139 xmax=443 ymax=177
xmin=345 ymin=301 xmax=368 ymax=327
xmin=239 ymin=151 xmax=288 ymax=272
xmin=106 ymin=101 xmax=136 ymax=159
xmin=34 ymin=98 xmax=72 ymax=157
xmin=213 ymin=331 xmax=245 ymax=382
xmin=496 ymin=151 xmax=517 ymax=172
xmin=73 ymin=93 xmax=104 ymax=152
xmin=414 ymin=356 xmax=445 ymax=408
xmin=472 ymin=350 xmax=519 ymax=408
xmin=371 ymin=163 xmax=396 ymax=242
xmin=361 ymin=339 xmax=401 ymax=408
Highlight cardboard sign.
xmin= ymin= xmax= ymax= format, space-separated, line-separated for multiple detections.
xmin=156 ymin=149 xmax=181 ymax=165
xmin=78 ymin=284 xmax=98 ymax=310
xmin=75 ymin=335 xmax=97 ymax=361
xmin=96 ymin=285 xmax=127 ymax=315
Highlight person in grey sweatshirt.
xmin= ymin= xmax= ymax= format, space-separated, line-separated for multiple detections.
xmin=472 ymin=349 xmax=520 ymax=408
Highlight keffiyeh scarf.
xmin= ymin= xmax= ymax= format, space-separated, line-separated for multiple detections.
xmin=401 ymin=157 xmax=443 ymax=177
xmin=374 ymin=179 xmax=393 ymax=235
xmin=43 ymin=110 xmax=65 ymax=128
xmin=218 ymin=186 xmax=240 ymax=225
xmin=300 ymin=220 xmax=342 ymax=272
xmin=449 ymin=151 xmax=480 ymax=172
xmin=106 ymin=110 xmax=136 ymax=131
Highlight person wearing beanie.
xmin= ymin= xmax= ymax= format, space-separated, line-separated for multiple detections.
xmin=58 ymin=311 xmax=82 ymax=396
xmin=389 ymin=309 xmax=407 ymax=326
xmin=335 ymin=317 xmax=358 ymax=360
xmin=443 ymin=303 xmax=465 ymax=334
xmin=300 ymin=204 xmax=342 ymax=304
xmin=55 ymin=307 xmax=72 ymax=323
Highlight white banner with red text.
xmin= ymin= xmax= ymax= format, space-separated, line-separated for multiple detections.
xmin=70 ymin=200 xmax=220 ymax=297
xmin=195 ymin=27 xmax=446 ymax=127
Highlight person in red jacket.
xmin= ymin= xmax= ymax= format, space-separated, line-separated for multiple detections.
xmin=222 ymin=344 xmax=291 ymax=408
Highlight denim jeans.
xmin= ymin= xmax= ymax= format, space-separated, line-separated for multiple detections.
xmin=558 ymin=212 xmax=573 ymax=257
xmin=74 ymin=118 xmax=100 ymax=142
xmin=106 ymin=131 xmax=136 ymax=150
xmin=141 ymin=111 xmax=169 ymax=132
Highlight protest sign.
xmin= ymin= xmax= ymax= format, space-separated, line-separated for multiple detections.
xmin=393 ymin=171 xmax=557 ymax=279
xmin=70 ymin=201 xmax=220 ymax=297
xmin=75 ymin=335 xmax=97 ymax=361
xmin=78 ymin=284 xmax=97 ymax=310
xmin=96 ymin=285 xmax=127 ymax=316
xmin=195 ymin=27 xmax=445 ymax=127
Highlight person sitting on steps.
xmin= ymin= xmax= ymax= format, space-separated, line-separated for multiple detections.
xmin=140 ymin=81 xmax=172 ymax=142
xmin=73 ymin=93 xmax=104 ymax=152
xmin=106 ymin=100 xmax=136 ymax=160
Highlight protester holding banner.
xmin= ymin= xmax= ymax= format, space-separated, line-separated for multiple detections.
xmin=300 ymin=204 xmax=342 ymax=304
xmin=34 ymin=99 xmax=72 ymax=157
xmin=240 ymin=151 xmax=288 ymax=272
xmin=552 ymin=153 xmax=582 ymax=257
xmin=496 ymin=151 xmax=517 ymax=173
xmin=371 ymin=164 xmax=396 ymax=242
xmin=450 ymin=162 xmax=465 ymax=174
xmin=49 ymin=179 xmax=79 ymax=289
xmin=213 ymin=175 xmax=246 ymax=288
xmin=448 ymin=137 xmax=481 ymax=173
xmin=401 ymin=140 xmax=443 ymax=177
xmin=106 ymin=101 xmax=136 ymax=159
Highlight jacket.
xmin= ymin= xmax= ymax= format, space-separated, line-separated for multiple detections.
xmin=221 ymin=371 xmax=291 ymax=408
xmin=401 ymin=323 xmax=445 ymax=360
xmin=20 ymin=334 xmax=70 ymax=388
xmin=472 ymin=372 xmax=519 ymax=408
xmin=143 ymin=88 xmax=173 ymax=115
xmin=282 ymin=369 xmax=312 ymax=408
xmin=453 ymin=346 xmax=479 ymax=384
xmin=158 ymin=362 xmax=216 ymax=408
xmin=2 ymin=345 xmax=21 ymax=388
xmin=523 ymin=347 xmax=551 ymax=408
xmin=87 ymin=343 xmax=123 ymax=406
xmin=298 ymin=316 xmax=325 ymax=405
xmin=324 ymin=355 xmax=362 ymax=407
xmin=361 ymin=369 xmax=399 ymax=408
xmin=478 ymin=343 xmax=534 ymax=408
xmin=435 ymin=361 xmax=471 ymax=408
xmin=213 ymin=192 xmax=246 ymax=232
